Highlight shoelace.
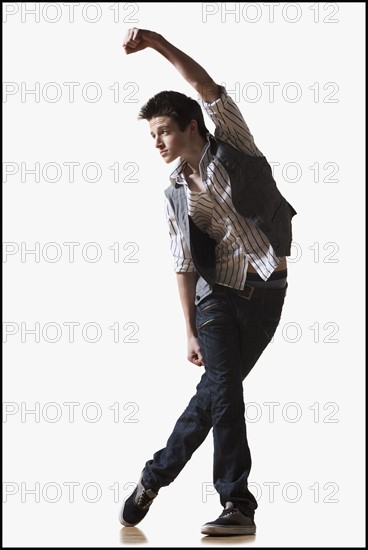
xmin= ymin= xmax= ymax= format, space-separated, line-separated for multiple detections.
xmin=220 ymin=507 xmax=239 ymax=518
xmin=137 ymin=490 xmax=154 ymax=509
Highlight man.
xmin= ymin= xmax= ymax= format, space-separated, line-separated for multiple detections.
xmin=120 ymin=27 xmax=296 ymax=536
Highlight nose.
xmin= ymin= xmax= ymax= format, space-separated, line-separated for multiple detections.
xmin=155 ymin=136 xmax=164 ymax=149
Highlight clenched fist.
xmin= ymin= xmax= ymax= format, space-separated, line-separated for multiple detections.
xmin=122 ymin=27 xmax=160 ymax=54
xmin=187 ymin=335 xmax=205 ymax=367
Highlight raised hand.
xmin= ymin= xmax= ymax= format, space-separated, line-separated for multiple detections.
xmin=122 ymin=27 xmax=159 ymax=55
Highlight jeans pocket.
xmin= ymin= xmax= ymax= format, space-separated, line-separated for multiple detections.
xmin=200 ymin=299 xmax=228 ymax=313
xmin=196 ymin=295 xmax=230 ymax=331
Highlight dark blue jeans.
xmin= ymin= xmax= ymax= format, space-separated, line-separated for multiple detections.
xmin=142 ymin=283 xmax=287 ymax=517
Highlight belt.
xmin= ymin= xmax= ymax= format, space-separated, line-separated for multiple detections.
xmin=215 ymin=282 xmax=288 ymax=301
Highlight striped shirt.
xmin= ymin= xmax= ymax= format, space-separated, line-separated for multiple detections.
xmin=164 ymin=86 xmax=283 ymax=288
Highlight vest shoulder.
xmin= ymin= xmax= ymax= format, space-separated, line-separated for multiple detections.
xmin=214 ymin=138 xmax=266 ymax=162
xmin=164 ymin=185 xmax=186 ymax=208
xmin=164 ymin=185 xmax=175 ymax=199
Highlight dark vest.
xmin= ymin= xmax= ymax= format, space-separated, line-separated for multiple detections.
xmin=164 ymin=137 xmax=297 ymax=303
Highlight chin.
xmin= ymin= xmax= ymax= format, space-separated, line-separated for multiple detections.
xmin=160 ymin=155 xmax=173 ymax=164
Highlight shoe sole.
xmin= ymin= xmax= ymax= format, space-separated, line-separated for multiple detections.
xmin=201 ymin=524 xmax=256 ymax=536
xmin=119 ymin=509 xmax=139 ymax=527
xmin=119 ymin=517 xmax=137 ymax=527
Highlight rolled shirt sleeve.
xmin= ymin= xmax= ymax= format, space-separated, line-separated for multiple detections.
xmin=199 ymin=85 xmax=263 ymax=156
xmin=164 ymin=195 xmax=196 ymax=272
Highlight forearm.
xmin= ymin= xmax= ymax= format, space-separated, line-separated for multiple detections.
xmin=123 ymin=28 xmax=220 ymax=102
xmin=152 ymin=35 xmax=219 ymax=100
xmin=176 ymin=271 xmax=199 ymax=337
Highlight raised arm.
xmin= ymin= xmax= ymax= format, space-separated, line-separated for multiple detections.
xmin=122 ymin=28 xmax=220 ymax=103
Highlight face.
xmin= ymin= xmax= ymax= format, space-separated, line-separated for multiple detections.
xmin=149 ymin=116 xmax=192 ymax=164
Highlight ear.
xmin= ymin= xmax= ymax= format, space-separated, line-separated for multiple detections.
xmin=190 ymin=119 xmax=198 ymax=134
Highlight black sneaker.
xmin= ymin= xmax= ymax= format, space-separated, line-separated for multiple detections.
xmin=119 ymin=475 xmax=158 ymax=527
xmin=201 ymin=502 xmax=256 ymax=536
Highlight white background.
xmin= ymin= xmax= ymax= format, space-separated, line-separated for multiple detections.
xmin=3 ymin=2 xmax=365 ymax=547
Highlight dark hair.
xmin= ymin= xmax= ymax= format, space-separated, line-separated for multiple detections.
xmin=138 ymin=90 xmax=209 ymax=140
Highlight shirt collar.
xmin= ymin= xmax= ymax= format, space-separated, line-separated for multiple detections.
xmin=169 ymin=134 xmax=213 ymax=187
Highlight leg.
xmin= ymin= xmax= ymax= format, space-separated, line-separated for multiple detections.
xmin=195 ymin=287 xmax=258 ymax=516
xmin=121 ymin=367 xmax=214 ymax=527
xmin=142 ymin=371 xmax=213 ymax=492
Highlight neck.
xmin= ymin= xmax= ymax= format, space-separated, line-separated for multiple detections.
xmin=182 ymin=137 xmax=207 ymax=174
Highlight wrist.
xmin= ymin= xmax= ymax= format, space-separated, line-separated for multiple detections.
xmin=151 ymin=33 xmax=170 ymax=54
xmin=148 ymin=31 xmax=164 ymax=49
xmin=184 ymin=316 xmax=197 ymax=338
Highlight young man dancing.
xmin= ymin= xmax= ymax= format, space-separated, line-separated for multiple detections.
xmin=120 ymin=28 xmax=296 ymax=536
